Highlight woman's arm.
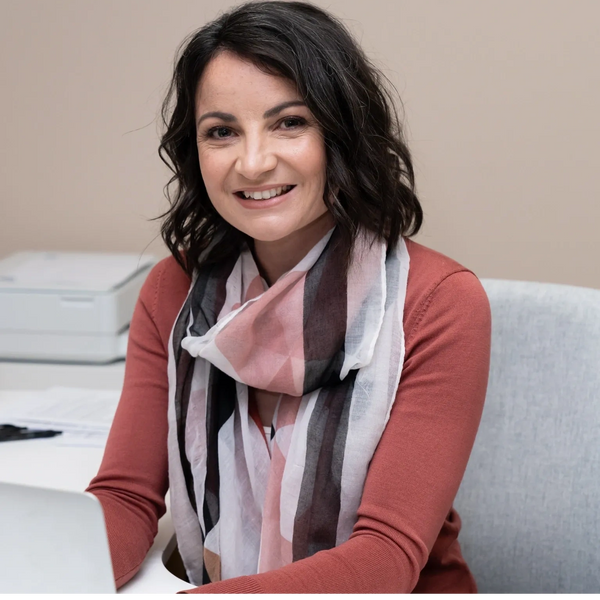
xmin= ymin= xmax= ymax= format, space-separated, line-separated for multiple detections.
xmin=184 ymin=268 xmax=491 ymax=593
xmin=86 ymin=260 xmax=180 ymax=588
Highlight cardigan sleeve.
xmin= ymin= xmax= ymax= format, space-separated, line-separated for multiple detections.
xmin=184 ymin=269 xmax=491 ymax=593
xmin=86 ymin=261 xmax=172 ymax=588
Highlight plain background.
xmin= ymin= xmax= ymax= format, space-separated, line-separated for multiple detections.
xmin=1 ymin=0 xmax=598 ymax=289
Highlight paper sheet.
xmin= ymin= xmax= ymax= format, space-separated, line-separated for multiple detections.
xmin=1 ymin=387 xmax=120 ymax=447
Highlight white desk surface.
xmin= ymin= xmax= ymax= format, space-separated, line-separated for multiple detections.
xmin=0 ymin=359 xmax=127 ymax=390
xmin=0 ymin=360 xmax=194 ymax=593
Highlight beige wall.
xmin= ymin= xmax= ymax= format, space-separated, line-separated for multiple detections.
xmin=1 ymin=0 xmax=599 ymax=288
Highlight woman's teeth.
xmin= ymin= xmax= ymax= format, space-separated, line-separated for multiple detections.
xmin=241 ymin=185 xmax=293 ymax=200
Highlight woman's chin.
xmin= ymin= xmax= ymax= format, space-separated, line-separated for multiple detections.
xmin=246 ymin=228 xmax=296 ymax=245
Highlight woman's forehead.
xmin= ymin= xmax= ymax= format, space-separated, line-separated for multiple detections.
xmin=195 ymin=52 xmax=300 ymax=114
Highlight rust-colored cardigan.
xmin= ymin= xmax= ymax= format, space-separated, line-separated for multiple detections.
xmin=87 ymin=238 xmax=491 ymax=593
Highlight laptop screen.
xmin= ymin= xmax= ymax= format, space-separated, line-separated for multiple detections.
xmin=0 ymin=481 xmax=116 ymax=593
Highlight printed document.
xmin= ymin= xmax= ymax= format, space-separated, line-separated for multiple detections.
xmin=0 ymin=387 xmax=120 ymax=447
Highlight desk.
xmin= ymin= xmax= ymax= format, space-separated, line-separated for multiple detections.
xmin=0 ymin=360 xmax=194 ymax=593
xmin=0 ymin=359 xmax=127 ymax=390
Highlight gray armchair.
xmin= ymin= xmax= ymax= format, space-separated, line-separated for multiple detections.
xmin=454 ymin=278 xmax=600 ymax=593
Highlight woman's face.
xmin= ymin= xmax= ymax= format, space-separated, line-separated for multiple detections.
xmin=195 ymin=52 xmax=329 ymax=244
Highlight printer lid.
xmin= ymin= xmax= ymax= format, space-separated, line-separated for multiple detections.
xmin=0 ymin=251 xmax=156 ymax=294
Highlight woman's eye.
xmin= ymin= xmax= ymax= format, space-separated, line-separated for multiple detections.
xmin=208 ymin=126 xmax=233 ymax=139
xmin=280 ymin=117 xmax=306 ymax=129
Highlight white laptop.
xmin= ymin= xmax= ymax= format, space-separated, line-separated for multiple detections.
xmin=0 ymin=481 xmax=116 ymax=593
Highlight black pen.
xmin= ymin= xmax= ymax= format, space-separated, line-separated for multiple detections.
xmin=0 ymin=424 xmax=62 ymax=442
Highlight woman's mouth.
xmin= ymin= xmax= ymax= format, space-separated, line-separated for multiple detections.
xmin=234 ymin=185 xmax=295 ymax=200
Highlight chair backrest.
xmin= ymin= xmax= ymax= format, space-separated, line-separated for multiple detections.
xmin=454 ymin=278 xmax=600 ymax=593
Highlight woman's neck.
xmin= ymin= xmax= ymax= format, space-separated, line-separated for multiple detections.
xmin=252 ymin=212 xmax=335 ymax=286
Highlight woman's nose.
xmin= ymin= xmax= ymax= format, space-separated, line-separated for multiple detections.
xmin=234 ymin=136 xmax=277 ymax=180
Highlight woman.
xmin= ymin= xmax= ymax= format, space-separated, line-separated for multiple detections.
xmin=87 ymin=1 xmax=491 ymax=593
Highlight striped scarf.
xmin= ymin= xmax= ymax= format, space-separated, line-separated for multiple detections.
xmin=167 ymin=228 xmax=409 ymax=585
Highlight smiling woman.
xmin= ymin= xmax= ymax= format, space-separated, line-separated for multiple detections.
xmin=157 ymin=0 xmax=422 ymax=281
xmin=86 ymin=1 xmax=491 ymax=594
xmin=194 ymin=53 xmax=331 ymax=284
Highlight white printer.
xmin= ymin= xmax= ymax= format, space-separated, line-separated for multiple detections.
xmin=0 ymin=251 xmax=156 ymax=363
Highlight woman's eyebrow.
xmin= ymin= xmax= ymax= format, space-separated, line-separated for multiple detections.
xmin=197 ymin=111 xmax=236 ymax=127
xmin=263 ymin=100 xmax=306 ymax=119
xmin=196 ymin=100 xmax=307 ymax=127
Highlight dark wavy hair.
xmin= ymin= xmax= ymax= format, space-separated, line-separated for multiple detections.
xmin=158 ymin=0 xmax=422 ymax=276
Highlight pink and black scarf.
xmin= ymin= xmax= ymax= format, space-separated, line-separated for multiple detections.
xmin=167 ymin=228 xmax=409 ymax=584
